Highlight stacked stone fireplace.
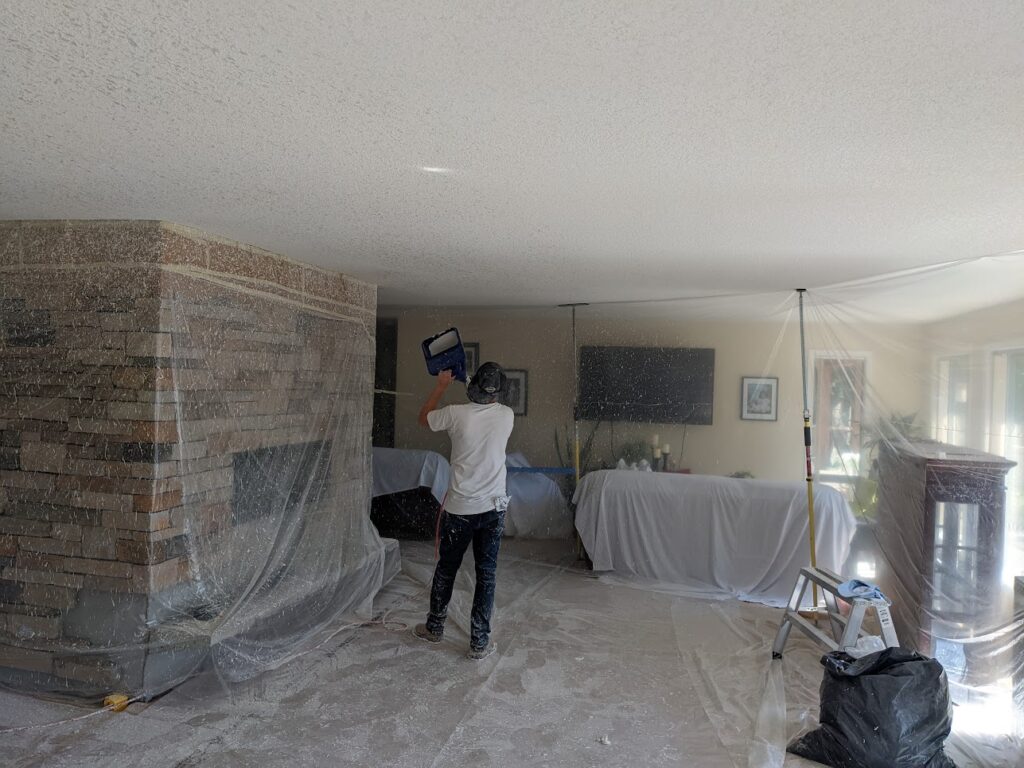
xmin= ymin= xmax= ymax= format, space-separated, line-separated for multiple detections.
xmin=0 ymin=221 xmax=377 ymax=696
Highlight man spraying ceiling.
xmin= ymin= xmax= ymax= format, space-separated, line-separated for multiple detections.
xmin=413 ymin=361 xmax=513 ymax=661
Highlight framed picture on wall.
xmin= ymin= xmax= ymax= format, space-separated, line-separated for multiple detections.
xmin=464 ymin=342 xmax=479 ymax=379
xmin=741 ymin=376 xmax=778 ymax=421
xmin=500 ymin=369 xmax=528 ymax=416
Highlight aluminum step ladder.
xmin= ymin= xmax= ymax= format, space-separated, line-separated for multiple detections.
xmin=772 ymin=566 xmax=900 ymax=658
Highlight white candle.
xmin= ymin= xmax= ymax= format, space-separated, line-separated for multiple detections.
xmin=663 ymin=443 xmax=671 ymax=455
xmin=651 ymin=433 xmax=660 ymax=447
xmin=653 ymin=448 xmax=662 ymax=459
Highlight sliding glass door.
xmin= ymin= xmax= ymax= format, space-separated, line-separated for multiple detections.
xmin=991 ymin=349 xmax=1024 ymax=583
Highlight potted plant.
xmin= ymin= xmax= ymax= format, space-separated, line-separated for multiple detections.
xmin=554 ymin=421 xmax=602 ymax=495
xmin=853 ymin=411 xmax=927 ymax=520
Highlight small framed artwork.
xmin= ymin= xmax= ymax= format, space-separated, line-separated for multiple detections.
xmin=500 ymin=369 xmax=528 ymax=416
xmin=463 ymin=342 xmax=479 ymax=378
xmin=741 ymin=376 xmax=778 ymax=421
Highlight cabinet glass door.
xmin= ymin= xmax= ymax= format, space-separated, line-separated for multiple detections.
xmin=931 ymin=500 xmax=981 ymax=618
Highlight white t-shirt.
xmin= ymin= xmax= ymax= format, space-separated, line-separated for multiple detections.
xmin=427 ymin=402 xmax=514 ymax=515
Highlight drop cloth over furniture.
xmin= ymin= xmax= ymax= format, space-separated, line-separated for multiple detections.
xmin=573 ymin=470 xmax=857 ymax=606
xmin=504 ymin=452 xmax=573 ymax=539
xmin=371 ymin=448 xmax=572 ymax=539
xmin=371 ymin=446 xmax=451 ymax=503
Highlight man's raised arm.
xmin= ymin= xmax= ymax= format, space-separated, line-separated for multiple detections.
xmin=418 ymin=370 xmax=454 ymax=428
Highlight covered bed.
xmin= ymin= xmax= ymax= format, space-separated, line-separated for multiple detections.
xmin=371 ymin=447 xmax=450 ymax=504
xmin=573 ymin=470 xmax=857 ymax=606
xmin=370 ymin=447 xmax=449 ymax=538
xmin=371 ymin=447 xmax=572 ymax=539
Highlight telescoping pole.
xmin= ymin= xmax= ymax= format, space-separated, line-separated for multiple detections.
xmin=797 ymin=289 xmax=819 ymax=611
xmin=558 ymin=303 xmax=588 ymax=484
xmin=572 ymin=305 xmax=580 ymax=484
xmin=559 ymin=302 xmax=589 ymax=559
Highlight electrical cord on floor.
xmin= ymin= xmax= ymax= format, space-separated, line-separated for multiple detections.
xmin=365 ymin=585 xmax=427 ymax=633
xmin=0 ymin=693 xmax=145 ymax=734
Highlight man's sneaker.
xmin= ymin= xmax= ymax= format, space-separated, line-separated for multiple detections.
xmin=413 ymin=624 xmax=443 ymax=644
xmin=466 ymin=643 xmax=496 ymax=661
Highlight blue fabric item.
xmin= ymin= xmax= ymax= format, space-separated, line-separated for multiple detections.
xmin=837 ymin=579 xmax=887 ymax=602
xmin=426 ymin=509 xmax=506 ymax=649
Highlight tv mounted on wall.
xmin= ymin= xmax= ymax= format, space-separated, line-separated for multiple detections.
xmin=577 ymin=345 xmax=714 ymax=424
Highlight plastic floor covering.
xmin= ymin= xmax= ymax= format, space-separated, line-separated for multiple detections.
xmin=2 ymin=538 xmax=1021 ymax=768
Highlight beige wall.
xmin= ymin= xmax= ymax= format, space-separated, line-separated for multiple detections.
xmin=923 ymin=296 xmax=1024 ymax=449
xmin=386 ymin=305 xmax=927 ymax=481
xmin=924 ymin=296 xmax=1024 ymax=347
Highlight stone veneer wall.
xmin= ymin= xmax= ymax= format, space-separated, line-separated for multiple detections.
xmin=0 ymin=220 xmax=378 ymax=696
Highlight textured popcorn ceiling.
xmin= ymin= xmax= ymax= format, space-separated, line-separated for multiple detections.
xmin=2 ymin=1 xmax=1023 ymax=312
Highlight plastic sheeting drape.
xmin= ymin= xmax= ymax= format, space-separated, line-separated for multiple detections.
xmin=0 ymin=260 xmax=396 ymax=700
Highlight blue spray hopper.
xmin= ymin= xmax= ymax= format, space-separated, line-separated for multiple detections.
xmin=421 ymin=327 xmax=468 ymax=383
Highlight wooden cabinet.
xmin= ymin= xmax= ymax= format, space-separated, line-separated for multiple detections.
xmin=875 ymin=440 xmax=1015 ymax=679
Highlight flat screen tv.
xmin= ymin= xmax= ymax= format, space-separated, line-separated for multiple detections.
xmin=577 ymin=345 xmax=714 ymax=424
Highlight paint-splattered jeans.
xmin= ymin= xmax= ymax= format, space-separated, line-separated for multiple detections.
xmin=426 ymin=509 xmax=505 ymax=650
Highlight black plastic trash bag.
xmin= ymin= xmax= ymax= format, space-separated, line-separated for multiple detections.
xmin=787 ymin=647 xmax=957 ymax=768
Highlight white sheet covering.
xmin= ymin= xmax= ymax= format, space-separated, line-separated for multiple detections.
xmin=573 ymin=470 xmax=857 ymax=606
xmin=372 ymin=448 xmax=572 ymax=540
xmin=371 ymin=447 xmax=450 ymax=503
xmin=505 ymin=453 xmax=573 ymax=539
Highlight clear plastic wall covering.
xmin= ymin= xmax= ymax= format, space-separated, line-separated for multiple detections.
xmin=0 ymin=221 xmax=397 ymax=700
